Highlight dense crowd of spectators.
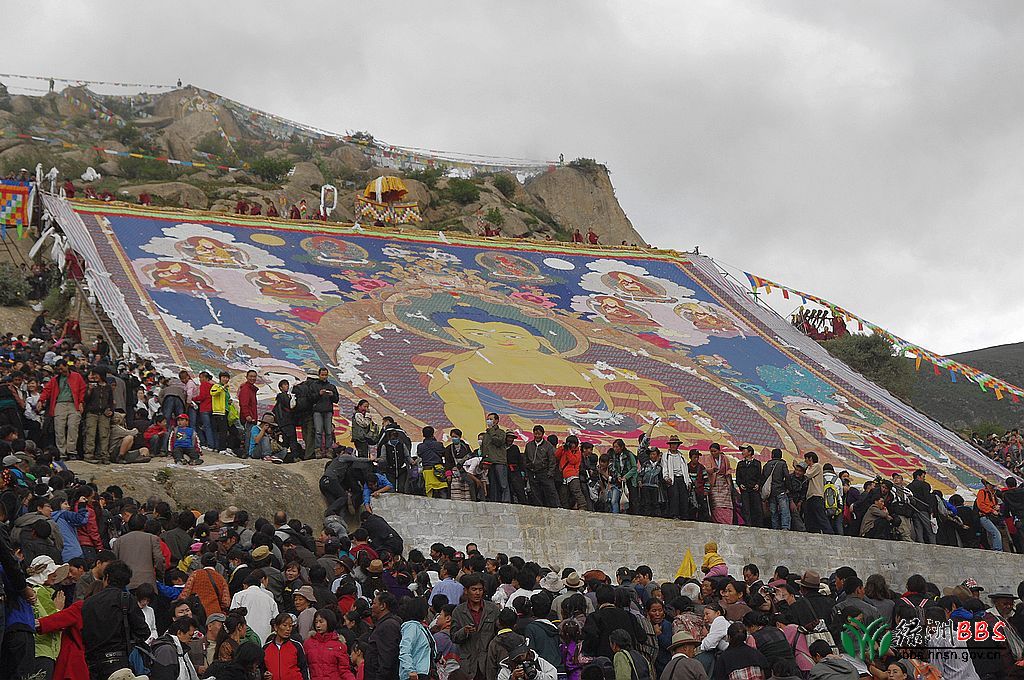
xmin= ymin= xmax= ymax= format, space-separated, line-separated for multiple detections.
xmin=322 ymin=409 xmax=1024 ymax=556
xmin=974 ymin=430 xmax=1024 ymax=473
xmin=0 ymin=467 xmax=1023 ymax=680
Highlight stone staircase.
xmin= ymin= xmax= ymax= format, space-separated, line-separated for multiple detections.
xmin=71 ymin=283 xmax=124 ymax=359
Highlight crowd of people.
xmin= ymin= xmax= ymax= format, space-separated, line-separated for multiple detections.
xmin=321 ymin=408 xmax=1024 ymax=555
xmin=0 ymin=464 xmax=1022 ymax=680
xmin=2 ymin=305 xmax=1024 ymax=554
xmin=973 ymin=430 xmax=1024 ymax=474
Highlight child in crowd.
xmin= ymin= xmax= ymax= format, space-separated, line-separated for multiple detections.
xmin=168 ymin=413 xmax=203 ymax=465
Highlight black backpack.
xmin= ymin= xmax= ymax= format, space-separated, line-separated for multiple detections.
xmin=581 ymin=656 xmax=615 ymax=680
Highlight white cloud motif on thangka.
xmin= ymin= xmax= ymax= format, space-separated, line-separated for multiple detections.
xmin=141 ymin=224 xmax=284 ymax=269
xmin=134 ymin=258 xmax=340 ymax=313
xmin=334 ymin=341 xmax=369 ymax=387
xmin=573 ymin=260 xmax=743 ymax=347
xmin=161 ymin=312 xmax=268 ymax=353
xmin=579 ymin=260 xmax=695 ymax=301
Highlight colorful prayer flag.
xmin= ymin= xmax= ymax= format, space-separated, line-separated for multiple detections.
xmin=0 ymin=181 xmax=32 ymax=239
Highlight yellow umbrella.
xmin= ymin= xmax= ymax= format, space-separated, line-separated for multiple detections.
xmin=674 ymin=548 xmax=697 ymax=579
xmin=363 ymin=176 xmax=408 ymax=203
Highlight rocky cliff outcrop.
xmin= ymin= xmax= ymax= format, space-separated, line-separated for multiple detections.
xmin=526 ymin=165 xmax=646 ymax=246
xmin=68 ymin=454 xmax=327 ymax=526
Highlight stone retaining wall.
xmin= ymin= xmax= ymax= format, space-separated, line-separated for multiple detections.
xmin=374 ymin=494 xmax=1023 ymax=591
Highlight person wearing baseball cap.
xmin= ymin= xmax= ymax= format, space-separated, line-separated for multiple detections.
xmin=169 ymin=412 xmax=202 ymax=466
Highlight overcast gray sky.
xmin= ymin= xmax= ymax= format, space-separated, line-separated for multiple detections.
xmin=5 ymin=0 xmax=1023 ymax=355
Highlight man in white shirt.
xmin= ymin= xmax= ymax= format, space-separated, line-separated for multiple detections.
xmin=229 ymin=570 xmax=279 ymax=644
xmin=662 ymin=435 xmax=691 ymax=520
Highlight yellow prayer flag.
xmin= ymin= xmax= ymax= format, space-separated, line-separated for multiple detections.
xmin=674 ymin=548 xmax=697 ymax=579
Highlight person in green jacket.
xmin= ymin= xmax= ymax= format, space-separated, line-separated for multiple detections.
xmin=610 ymin=438 xmax=638 ymax=514
xmin=479 ymin=413 xmax=510 ymax=502
xmin=28 ymin=555 xmax=69 ymax=678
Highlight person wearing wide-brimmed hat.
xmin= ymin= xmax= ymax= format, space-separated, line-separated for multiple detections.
xmin=660 ymin=629 xmax=706 ymax=679
xmin=662 ymin=434 xmax=691 ymax=521
xmin=293 ymin=584 xmax=319 ymax=641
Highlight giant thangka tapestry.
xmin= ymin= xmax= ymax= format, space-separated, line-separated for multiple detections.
xmin=53 ymin=201 xmax=1005 ymax=494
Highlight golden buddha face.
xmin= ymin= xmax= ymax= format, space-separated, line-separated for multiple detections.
xmin=447 ymin=319 xmax=541 ymax=351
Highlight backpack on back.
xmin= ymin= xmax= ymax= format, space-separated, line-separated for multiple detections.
xmin=823 ymin=473 xmax=842 ymax=517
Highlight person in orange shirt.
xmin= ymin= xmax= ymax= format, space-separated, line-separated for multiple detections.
xmin=180 ymin=552 xmax=232 ymax=616
xmin=556 ymin=435 xmax=588 ymax=510
xmin=975 ymin=480 xmax=1004 ymax=551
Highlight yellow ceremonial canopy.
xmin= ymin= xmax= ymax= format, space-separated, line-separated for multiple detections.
xmin=363 ymin=176 xmax=409 ymax=203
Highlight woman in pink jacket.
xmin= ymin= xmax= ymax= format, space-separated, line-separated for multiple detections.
xmin=303 ymin=610 xmax=356 ymax=680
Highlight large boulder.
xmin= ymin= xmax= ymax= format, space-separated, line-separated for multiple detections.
xmin=286 ymin=161 xmax=325 ymax=192
xmin=9 ymin=95 xmax=37 ymax=115
xmin=329 ymin=144 xmax=372 ymax=171
xmin=120 ymin=181 xmax=209 ymax=209
xmin=526 ymin=165 xmax=647 ymax=246
xmin=67 ymin=454 xmax=328 ymax=526
xmin=163 ymin=111 xmax=229 ymax=160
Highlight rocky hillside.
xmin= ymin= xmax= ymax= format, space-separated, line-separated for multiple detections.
xmin=909 ymin=342 xmax=1024 ymax=434
xmin=0 ymin=85 xmax=646 ymax=245
xmin=68 ymin=453 xmax=328 ymax=526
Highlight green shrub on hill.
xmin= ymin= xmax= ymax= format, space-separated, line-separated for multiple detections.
xmin=493 ymin=174 xmax=516 ymax=199
xmin=119 ymin=156 xmax=180 ymax=181
xmin=822 ymin=333 xmax=914 ymax=400
xmin=484 ymin=207 xmax=504 ymax=226
xmin=0 ymin=264 xmax=29 ymax=306
xmin=249 ymin=156 xmax=293 ymax=183
xmin=407 ymin=166 xmax=446 ymax=189
xmin=43 ymin=281 xmax=74 ymax=318
xmin=195 ymin=132 xmax=229 ymax=158
xmin=569 ymin=157 xmax=604 ymax=174
xmin=114 ymin=122 xmax=142 ymax=147
xmin=446 ymin=178 xmax=480 ymax=205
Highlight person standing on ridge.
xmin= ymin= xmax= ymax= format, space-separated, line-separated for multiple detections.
xmin=803 ymin=452 xmax=833 ymax=534
xmin=312 ymin=368 xmax=339 ymax=458
xmin=38 ymin=360 xmax=85 ymax=459
xmin=480 ymin=413 xmax=510 ymax=502
xmin=350 ymin=397 xmax=377 ymax=458
xmin=237 ymin=370 xmax=259 ymax=452
xmin=524 ymin=425 xmax=560 ymax=508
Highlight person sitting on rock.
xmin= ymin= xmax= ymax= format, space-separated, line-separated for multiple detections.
xmin=168 ymin=413 xmax=202 ymax=466
xmin=110 ymin=410 xmax=151 ymax=464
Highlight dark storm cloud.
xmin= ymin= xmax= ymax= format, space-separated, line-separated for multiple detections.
xmin=5 ymin=0 xmax=1022 ymax=353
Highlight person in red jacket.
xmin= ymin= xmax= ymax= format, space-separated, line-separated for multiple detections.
xmin=304 ymin=609 xmax=356 ymax=680
xmin=38 ymin=361 xmax=86 ymax=458
xmin=238 ymin=370 xmax=259 ymax=432
xmin=37 ymin=598 xmax=88 ymax=680
xmin=74 ymin=487 xmax=104 ymax=563
xmin=196 ymin=371 xmax=215 ymax=449
xmin=264 ymin=613 xmax=309 ymax=680
xmin=556 ymin=435 xmax=587 ymax=510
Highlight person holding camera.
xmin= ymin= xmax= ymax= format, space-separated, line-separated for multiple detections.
xmin=248 ymin=413 xmax=282 ymax=463
xmin=497 ymin=641 xmax=558 ymax=680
